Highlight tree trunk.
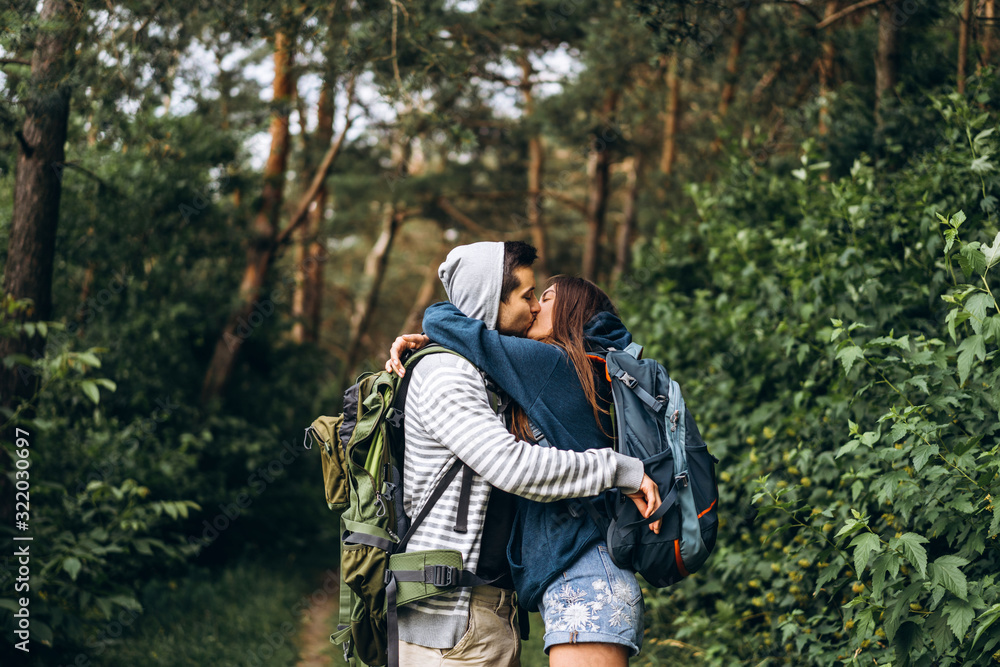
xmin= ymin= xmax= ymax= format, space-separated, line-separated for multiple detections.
xmin=718 ymin=8 xmax=748 ymax=119
xmin=343 ymin=205 xmax=405 ymax=382
xmin=0 ymin=0 xmax=78 ymax=411
xmin=519 ymin=56 xmax=549 ymax=280
xmin=982 ymin=0 xmax=996 ymax=69
xmin=819 ymin=1 xmax=838 ymax=135
xmin=875 ymin=1 xmax=900 ymax=130
xmin=201 ymin=30 xmax=295 ymax=402
xmin=398 ymin=242 xmax=448 ymax=337
xmin=292 ymin=77 xmax=335 ymax=344
xmin=582 ymin=91 xmax=619 ymax=282
xmin=0 ymin=0 xmax=78 ymax=527
xmin=960 ymin=0 xmax=973 ymax=93
xmin=611 ymin=155 xmax=641 ymax=286
xmin=660 ymin=53 xmax=680 ymax=175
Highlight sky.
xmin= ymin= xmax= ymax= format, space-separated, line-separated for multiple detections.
xmin=1 ymin=8 xmax=584 ymax=173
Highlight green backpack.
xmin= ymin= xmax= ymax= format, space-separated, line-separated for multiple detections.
xmin=304 ymin=346 xmax=504 ymax=667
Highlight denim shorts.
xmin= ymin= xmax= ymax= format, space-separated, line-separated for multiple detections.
xmin=537 ymin=543 xmax=645 ymax=656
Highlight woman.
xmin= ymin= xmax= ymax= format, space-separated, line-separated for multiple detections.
xmin=389 ymin=276 xmax=651 ymax=666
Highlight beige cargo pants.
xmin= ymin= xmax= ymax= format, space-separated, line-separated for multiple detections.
xmin=399 ymin=586 xmax=521 ymax=666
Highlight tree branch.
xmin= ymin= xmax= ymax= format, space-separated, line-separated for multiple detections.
xmin=765 ymin=0 xmax=823 ymax=22
xmin=436 ymin=197 xmax=502 ymax=240
xmin=541 ymin=189 xmax=588 ymax=216
xmin=60 ymin=162 xmax=122 ymax=195
xmin=816 ymin=0 xmax=884 ymax=29
xmin=0 ymin=58 xmax=31 ymax=66
xmin=275 ymin=73 xmax=357 ymax=248
xmin=456 ymin=189 xmax=589 ymax=216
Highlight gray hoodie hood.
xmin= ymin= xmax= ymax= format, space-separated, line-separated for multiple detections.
xmin=437 ymin=242 xmax=504 ymax=330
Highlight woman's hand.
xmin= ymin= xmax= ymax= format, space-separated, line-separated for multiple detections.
xmin=625 ymin=474 xmax=663 ymax=534
xmin=385 ymin=334 xmax=431 ymax=375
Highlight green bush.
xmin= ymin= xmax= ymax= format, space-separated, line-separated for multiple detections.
xmin=622 ymin=89 xmax=1000 ymax=665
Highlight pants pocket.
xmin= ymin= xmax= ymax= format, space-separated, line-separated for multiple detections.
xmin=440 ymin=607 xmax=477 ymax=658
xmin=597 ymin=545 xmax=643 ymax=606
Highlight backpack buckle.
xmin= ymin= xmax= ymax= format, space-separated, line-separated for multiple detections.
xmin=675 ymin=472 xmax=689 ymax=488
xmin=429 ymin=565 xmax=456 ymax=587
xmin=619 ymin=372 xmax=638 ymax=389
xmin=386 ymin=408 xmax=405 ymax=428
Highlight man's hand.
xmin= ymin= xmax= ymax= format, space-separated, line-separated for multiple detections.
xmin=625 ymin=474 xmax=663 ymax=534
xmin=385 ymin=334 xmax=431 ymax=375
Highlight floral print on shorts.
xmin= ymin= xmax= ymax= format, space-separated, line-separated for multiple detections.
xmin=537 ymin=543 xmax=644 ymax=656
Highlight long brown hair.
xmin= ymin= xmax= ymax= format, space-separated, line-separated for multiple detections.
xmin=511 ymin=275 xmax=618 ymax=441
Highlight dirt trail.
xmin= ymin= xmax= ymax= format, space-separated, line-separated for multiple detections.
xmin=295 ymin=587 xmax=339 ymax=667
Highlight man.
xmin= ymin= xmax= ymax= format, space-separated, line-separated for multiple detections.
xmin=390 ymin=241 xmax=658 ymax=666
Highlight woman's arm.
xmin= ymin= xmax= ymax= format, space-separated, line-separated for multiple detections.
xmin=420 ymin=302 xmax=568 ymax=413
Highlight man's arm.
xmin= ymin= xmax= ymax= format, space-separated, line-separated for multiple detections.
xmin=413 ymin=358 xmax=643 ymax=501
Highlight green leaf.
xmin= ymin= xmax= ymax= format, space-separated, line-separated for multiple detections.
xmin=944 ymin=599 xmax=975 ymax=640
xmin=860 ymin=429 xmax=881 ymax=447
xmin=959 ymin=244 xmax=988 ymax=278
xmin=944 ymin=228 xmax=958 ymax=254
xmin=871 ymin=553 xmax=893 ymax=599
xmin=0 ymin=598 xmax=22 ymax=613
xmin=912 ymin=444 xmax=939 ymax=472
xmin=885 ymin=581 xmax=925 ymax=642
xmin=971 ymin=604 xmax=1000 ymax=650
xmin=971 ymin=155 xmax=994 ymax=173
xmin=80 ymin=380 xmax=100 ymax=405
xmin=33 ymin=620 xmax=53 ymax=643
xmin=983 ymin=231 xmax=1000 ymax=269
xmin=931 ymin=555 xmax=969 ymax=600
xmin=966 ymin=292 xmax=994 ymax=334
xmin=855 ymin=607 xmax=875 ymax=638
xmin=63 ymin=557 xmax=82 ymax=581
xmin=76 ymin=352 xmax=102 ymax=368
xmin=814 ymin=562 xmax=842 ymax=595
xmin=850 ymin=532 xmax=882 ymax=575
xmin=106 ymin=595 xmax=143 ymax=612
xmin=892 ymin=532 xmax=929 ymax=577
xmin=957 ymin=334 xmax=986 ymax=384
xmin=837 ymin=345 xmax=865 ymax=374
xmin=836 ymin=518 xmax=865 ymax=538
xmin=836 ymin=440 xmax=860 ymax=458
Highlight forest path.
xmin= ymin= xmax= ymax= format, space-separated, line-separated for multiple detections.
xmin=295 ymin=583 xmax=339 ymax=667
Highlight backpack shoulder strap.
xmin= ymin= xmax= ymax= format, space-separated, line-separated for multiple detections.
xmin=391 ymin=344 xmax=504 ymax=539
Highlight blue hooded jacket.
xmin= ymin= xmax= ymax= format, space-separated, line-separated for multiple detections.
xmin=421 ymin=302 xmax=633 ymax=610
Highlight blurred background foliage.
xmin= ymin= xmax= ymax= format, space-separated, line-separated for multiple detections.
xmin=1 ymin=0 xmax=999 ymax=664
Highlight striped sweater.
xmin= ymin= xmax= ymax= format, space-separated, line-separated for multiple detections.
xmin=397 ymin=353 xmax=643 ymax=649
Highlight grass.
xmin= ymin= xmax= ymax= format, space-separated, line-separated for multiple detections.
xmin=521 ymin=611 xmax=550 ymax=666
xmin=97 ymin=554 xmax=335 ymax=667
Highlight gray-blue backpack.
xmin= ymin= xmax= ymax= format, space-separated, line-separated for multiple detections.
xmin=587 ymin=343 xmax=719 ymax=587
